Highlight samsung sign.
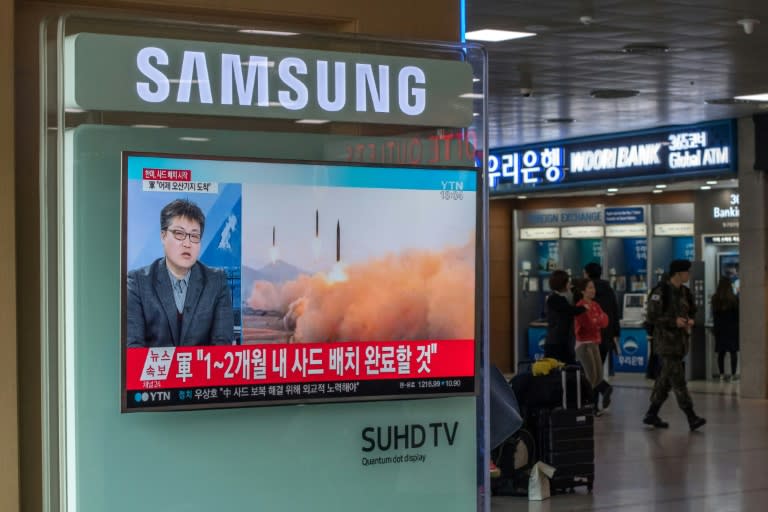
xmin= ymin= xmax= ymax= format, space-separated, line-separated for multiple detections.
xmin=489 ymin=120 xmax=736 ymax=194
xmin=64 ymin=33 xmax=474 ymax=127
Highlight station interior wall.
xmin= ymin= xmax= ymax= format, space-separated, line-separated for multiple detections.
xmin=488 ymin=117 xmax=768 ymax=403
xmin=489 ymin=190 xmax=697 ymax=373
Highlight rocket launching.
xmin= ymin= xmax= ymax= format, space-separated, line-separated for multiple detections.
xmin=312 ymin=210 xmax=322 ymax=262
xmin=326 ymin=219 xmax=346 ymax=282
xmin=269 ymin=225 xmax=279 ymax=264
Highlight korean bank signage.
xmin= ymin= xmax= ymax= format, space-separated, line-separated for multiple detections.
xmin=489 ymin=120 xmax=736 ymax=195
xmin=64 ymin=33 xmax=474 ymax=127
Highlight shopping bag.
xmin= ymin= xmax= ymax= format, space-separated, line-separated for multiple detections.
xmin=528 ymin=461 xmax=556 ymax=501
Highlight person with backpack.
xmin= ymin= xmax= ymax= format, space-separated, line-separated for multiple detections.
xmin=644 ymin=273 xmax=669 ymax=380
xmin=642 ymin=259 xmax=706 ymax=431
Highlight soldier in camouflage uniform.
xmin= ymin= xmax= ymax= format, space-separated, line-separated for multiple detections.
xmin=643 ymin=259 xmax=706 ymax=431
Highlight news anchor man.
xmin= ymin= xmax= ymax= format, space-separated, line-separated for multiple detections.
xmin=127 ymin=199 xmax=234 ymax=347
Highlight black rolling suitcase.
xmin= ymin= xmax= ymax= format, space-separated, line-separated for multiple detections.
xmin=534 ymin=367 xmax=595 ymax=493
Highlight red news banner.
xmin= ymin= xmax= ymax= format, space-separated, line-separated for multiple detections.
xmin=142 ymin=168 xmax=192 ymax=181
xmin=126 ymin=340 xmax=475 ymax=391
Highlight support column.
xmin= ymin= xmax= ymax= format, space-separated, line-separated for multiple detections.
xmin=737 ymin=117 xmax=768 ymax=399
xmin=0 ymin=0 xmax=20 ymax=510
xmin=489 ymin=200 xmax=513 ymax=372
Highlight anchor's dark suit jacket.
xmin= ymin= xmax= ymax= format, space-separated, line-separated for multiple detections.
xmin=127 ymin=258 xmax=234 ymax=347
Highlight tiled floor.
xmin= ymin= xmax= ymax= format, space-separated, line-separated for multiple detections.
xmin=491 ymin=380 xmax=768 ymax=511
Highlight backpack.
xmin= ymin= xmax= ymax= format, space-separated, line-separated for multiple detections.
xmin=491 ymin=428 xmax=536 ymax=496
xmin=643 ymin=281 xmax=671 ymax=335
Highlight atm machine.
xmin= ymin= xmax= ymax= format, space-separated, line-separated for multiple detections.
xmin=614 ymin=293 xmax=649 ymax=373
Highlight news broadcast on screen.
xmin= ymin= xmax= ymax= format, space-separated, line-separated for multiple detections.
xmin=122 ymin=152 xmax=478 ymax=411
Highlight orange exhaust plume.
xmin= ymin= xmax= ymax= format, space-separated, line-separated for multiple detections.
xmin=247 ymin=239 xmax=475 ymax=342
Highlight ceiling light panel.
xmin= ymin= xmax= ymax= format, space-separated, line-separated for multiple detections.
xmin=734 ymin=93 xmax=768 ymax=102
xmin=465 ymin=29 xmax=536 ymax=42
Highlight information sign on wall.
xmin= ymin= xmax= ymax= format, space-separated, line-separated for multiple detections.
xmin=695 ymin=189 xmax=740 ymax=233
xmin=489 ymin=120 xmax=736 ymax=194
xmin=606 ymin=224 xmax=647 ymax=237
xmin=654 ymin=223 xmax=695 ymax=236
xmin=519 ymin=227 xmax=559 ymax=240
xmin=605 ymin=207 xmax=644 ymax=224
xmin=561 ymin=225 xmax=604 ymax=239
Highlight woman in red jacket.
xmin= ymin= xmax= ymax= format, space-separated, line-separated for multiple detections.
xmin=572 ymin=278 xmax=614 ymax=413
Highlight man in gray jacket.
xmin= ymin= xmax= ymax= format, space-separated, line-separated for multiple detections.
xmin=127 ymin=199 xmax=234 ymax=347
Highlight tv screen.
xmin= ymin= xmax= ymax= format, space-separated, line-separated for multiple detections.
xmin=122 ymin=153 xmax=478 ymax=411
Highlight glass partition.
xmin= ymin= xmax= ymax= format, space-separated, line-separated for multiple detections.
xmin=42 ymin=14 xmax=488 ymax=512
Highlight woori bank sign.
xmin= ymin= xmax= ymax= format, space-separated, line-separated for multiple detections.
xmin=488 ymin=120 xmax=736 ymax=195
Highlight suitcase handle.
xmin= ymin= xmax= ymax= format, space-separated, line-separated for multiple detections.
xmin=560 ymin=367 xmax=582 ymax=410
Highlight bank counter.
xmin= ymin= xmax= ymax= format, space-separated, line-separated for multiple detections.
xmin=614 ymin=293 xmax=649 ymax=373
xmin=527 ymin=320 xmax=548 ymax=360
xmin=526 ymin=294 xmax=651 ymax=373
xmin=527 ymin=320 xmax=649 ymax=373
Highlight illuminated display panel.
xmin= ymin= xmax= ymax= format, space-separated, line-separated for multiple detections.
xmin=488 ymin=120 xmax=736 ymax=194
xmin=121 ymin=153 xmax=478 ymax=411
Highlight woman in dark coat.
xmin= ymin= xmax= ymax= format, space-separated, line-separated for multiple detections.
xmin=544 ymin=270 xmax=586 ymax=364
xmin=711 ymin=276 xmax=739 ymax=381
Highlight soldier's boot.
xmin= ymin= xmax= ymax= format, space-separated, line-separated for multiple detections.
xmin=683 ymin=407 xmax=707 ymax=431
xmin=643 ymin=402 xmax=669 ymax=428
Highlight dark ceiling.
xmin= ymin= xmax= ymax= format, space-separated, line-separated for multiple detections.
xmin=467 ymin=0 xmax=768 ymax=149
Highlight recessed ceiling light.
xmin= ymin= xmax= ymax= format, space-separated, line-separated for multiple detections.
xmin=700 ymin=185 xmax=712 ymax=190
xmin=607 ymin=188 xmax=619 ymax=192
xmin=706 ymin=97 xmax=760 ymax=105
xmin=652 ymin=189 xmax=663 ymax=194
xmin=179 ymin=136 xmax=209 ymax=142
xmin=734 ymin=93 xmax=768 ymax=102
xmin=737 ymin=18 xmax=760 ymax=35
xmin=464 ymin=29 xmax=537 ymax=42
xmin=473 ymin=112 xmax=480 ymax=117
xmin=706 ymin=180 xmax=718 ymax=185
xmin=590 ymin=89 xmax=640 ymax=99
xmin=473 ymin=78 xmax=481 ymax=83
xmin=238 ymin=29 xmax=298 ymax=36
xmin=655 ymin=184 xmax=667 ymax=189
xmin=517 ymin=195 xmax=527 ymax=199
xmin=460 ymin=93 xmax=484 ymax=99
xmin=621 ymin=43 xmax=671 ymax=55
xmin=296 ymin=119 xmax=330 ymax=124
